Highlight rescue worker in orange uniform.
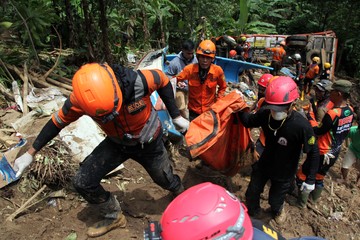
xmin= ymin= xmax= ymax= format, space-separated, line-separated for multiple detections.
xmin=13 ymin=63 xmax=189 ymax=238
xmin=296 ymin=80 xmax=354 ymax=208
xmin=175 ymin=40 xmax=227 ymax=121
xmin=304 ymin=56 xmax=320 ymax=94
xmin=235 ymin=36 xmax=253 ymax=62
xmin=229 ymin=49 xmax=238 ymax=59
xmin=266 ymin=41 xmax=286 ymax=75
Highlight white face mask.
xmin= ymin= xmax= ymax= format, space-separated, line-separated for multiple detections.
xmin=271 ymin=110 xmax=288 ymax=121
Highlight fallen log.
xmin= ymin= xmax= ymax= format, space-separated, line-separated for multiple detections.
xmin=46 ymin=77 xmax=72 ymax=91
xmin=22 ymin=62 xmax=29 ymax=115
xmin=45 ymin=70 xmax=72 ymax=84
xmin=49 ymin=73 xmax=72 ymax=85
xmin=29 ymin=76 xmax=71 ymax=96
xmin=0 ymin=84 xmax=15 ymax=102
xmin=6 ymin=185 xmax=47 ymax=222
xmin=5 ymin=63 xmax=71 ymax=97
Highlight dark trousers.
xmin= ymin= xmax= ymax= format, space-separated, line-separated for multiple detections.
xmin=270 ymin=60 xmax=282 ymax=75
xmin=245 ymin=162 xmax=292 ymax=216
xmin=189 ymin=110 xmax=200 ymax=122
xmin=298 ymin=153 xmax=340 ymax=187
xmin=304 ymin=77 xmax=315 ymax=93
xmin=73 ymin=132 xmax=181 ymax=204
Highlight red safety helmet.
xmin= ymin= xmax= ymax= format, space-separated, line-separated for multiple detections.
xmin=160 ymin=182 xmax=253 ymax=240
xmin=72 ymin=63 xmax=122 ymax=120
xmin=229 ymin=50 xmax=237 ymax=58
xmin=257 ymin=73 xmax=273 ymax=88
xmin=196 ymin=40 xmax=216 ymax=59
xmin=265 ymin=76 xmax=299 ymax=106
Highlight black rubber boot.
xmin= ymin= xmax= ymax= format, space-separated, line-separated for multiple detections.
xmin=310 ymin=186 xmax=324 ymax=203
xmin=297 ymin=191 xmax=310 ymax=208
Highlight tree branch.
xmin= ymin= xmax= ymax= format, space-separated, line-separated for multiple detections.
xmin=9 ymin=1 xmax=40 ymax=65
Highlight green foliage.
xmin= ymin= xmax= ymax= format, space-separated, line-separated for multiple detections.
xmin=238 ymin=0 xmax=249 ymax=32
xmin=0 ymin=67 xmax=11 ymax=86
xmin=212 ymin=0 xmax=278 ymax=37
xmin=0 ymin=21 xmax=13 ymax=32
xmin=246 ymin=21 xmax=277 ymax=34
xmin=10 ymin=0 xmax=59 ymax=47
xmin=0 ymin=0 xmax=359 ymax=78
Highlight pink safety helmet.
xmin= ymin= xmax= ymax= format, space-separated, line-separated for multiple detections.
xmin=265 ymin=76 xmax=299 ymax=106
xmin=160 ymin=182 xmax=253 ymax=240
xmin=257 ymin=73 xmax=273 ymax=88
xmin=229 ymin=50 xmax=237 ymax=58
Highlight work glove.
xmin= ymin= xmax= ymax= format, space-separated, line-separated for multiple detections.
xmin=13 ymin=152 xmax=34 ymax=178
xmin=234 ymin=89 xmax=244 ymax=98
xmin=177 ymin=82 xmax=187 ymax=89
xmin=172 ymin=116 xmax=189 ymax=133
xmin=323 ymin=153 xmax=335 ymax=165
xmin=300 ymin=182 xmax=315 ymax=194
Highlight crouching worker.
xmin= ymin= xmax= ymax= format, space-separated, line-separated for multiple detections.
xmin=13 ymin=63 xmax=189 ymax=237
xmin=237 ymin=77 xmax=320 ymax=224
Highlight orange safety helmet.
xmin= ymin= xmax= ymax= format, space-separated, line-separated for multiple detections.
xmin=229 ymin=50 xmax=237 ymax=58
xmin=196 ymin=40 xmax=216 ymax=58
xmin=72 ymin=63 xmax=122 ymax=122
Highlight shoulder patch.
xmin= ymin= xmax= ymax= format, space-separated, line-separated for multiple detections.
xmin=344 ymin=109 xmax=352 ymax=117
xmin=308 ymin=136 xmax=316 ymax=145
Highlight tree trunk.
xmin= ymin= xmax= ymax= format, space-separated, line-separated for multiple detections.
xmin=82 ymin=0 xmax=95 ymax=62
xmin=63 ymin=0 xmax=76 ymax=48
xmin=98 ymin=0 xmax=112 ymax=64
xmin=141 ymin=8 xmax=151 ymax=49
xmin=159 ymin=18 xmax=165 ymax=48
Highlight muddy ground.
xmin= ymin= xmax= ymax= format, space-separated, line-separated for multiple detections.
xmin=0 ymin=77 xmax=360 ymax=240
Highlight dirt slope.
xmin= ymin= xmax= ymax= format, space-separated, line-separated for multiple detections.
xmin=0 ymin=80 xmax=360 ymax=240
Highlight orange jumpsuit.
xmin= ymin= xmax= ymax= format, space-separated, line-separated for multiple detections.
xmin=176 ymin=63 xmax=227 ymax=115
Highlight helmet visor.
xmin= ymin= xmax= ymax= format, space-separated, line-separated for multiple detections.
xmin=264 ymin=103 xmax=291 ymax=112
xmin=198 ymin=46 xmax=216 ymax=55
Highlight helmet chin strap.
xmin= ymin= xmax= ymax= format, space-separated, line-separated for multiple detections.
xmin=100 ymin=64 xmax=120 ymax=124
xmin=288 ymin=102 xmax=295 ymax=114
xmin=199 ymin=67 xmax=209 ymax=84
